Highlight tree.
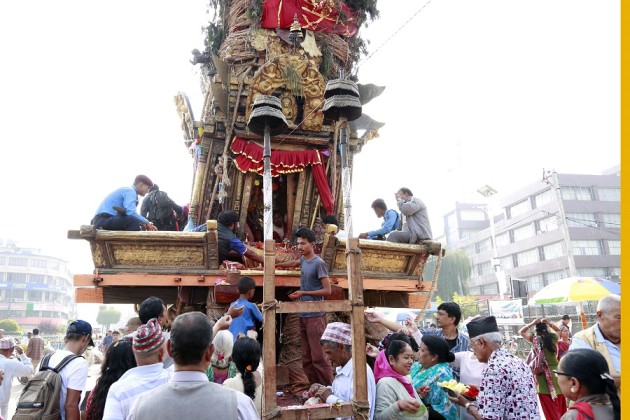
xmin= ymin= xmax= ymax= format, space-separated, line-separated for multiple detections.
xmin=38 ymin=320 xmax=60 ymax=335
xmin=423 ymin=249 xmax=472 ymax=302
xmin=0 ymin=319 xmax=21 ymax=333
xmin=96 ymin=305 xmax=122 ymax=331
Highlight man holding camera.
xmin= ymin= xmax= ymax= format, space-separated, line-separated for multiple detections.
xmin=0 ymin=337 xmax=33 ymax=418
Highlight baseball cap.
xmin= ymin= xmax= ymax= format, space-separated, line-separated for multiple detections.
xmin=67 ymin=320 xmax=95 ymax=346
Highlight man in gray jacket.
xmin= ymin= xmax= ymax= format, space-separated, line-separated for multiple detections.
xmin=129 ymin=312 xmax=257 ymax=420
xmin=387 ymin=187 xmax=432 ymax=243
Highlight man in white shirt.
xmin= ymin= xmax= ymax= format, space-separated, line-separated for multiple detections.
xmin=103 ymin=318 xmax=171 ymax=420
xmin=129 ymin=312 xmax=257 ymax=420
xmin=309 ymin=322 xmax=376 ymax=420
xmin=0 ymin=337 xmax=33 ymax=418
xmin=47 ymin=320 xmax=92 ymax=420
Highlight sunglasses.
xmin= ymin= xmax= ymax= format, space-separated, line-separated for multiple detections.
xmin=552 ymin=370 xmax=572 ymax=377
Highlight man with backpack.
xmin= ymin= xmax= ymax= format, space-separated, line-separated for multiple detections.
xmin=140 ymin=184 xmax=183 ymax=231
xmin=358 ymin=198 xmax=401 ymax=240
xmin=0 ymin=337 xmax=33 ymax=418
xmin=13 ymin=320 xmax=92 ymax=420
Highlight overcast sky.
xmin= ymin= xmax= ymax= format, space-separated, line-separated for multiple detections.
xmin=0 ymin=0 xmax=619 ymax=281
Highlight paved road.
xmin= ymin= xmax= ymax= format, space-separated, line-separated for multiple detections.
xmin=7 ymin=362 xmax=101 ymax=417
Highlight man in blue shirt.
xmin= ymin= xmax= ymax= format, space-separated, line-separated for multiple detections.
xmin=92 ymin=174 xmax=158 ymax=231
xmin=216 ymin=210 xmax=264 ymax=266
xmin=358 ymin=198 xmax=400 ymax=240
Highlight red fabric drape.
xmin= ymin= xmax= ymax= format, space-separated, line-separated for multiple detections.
xmin=260 ymin=0 xmax=357 ymax=37
xmin=231 ymin=137 xmax=334 ymax=214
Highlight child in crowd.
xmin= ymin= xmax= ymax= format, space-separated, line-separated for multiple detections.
xmin=228 ymin=276 xmax=263 ymax=341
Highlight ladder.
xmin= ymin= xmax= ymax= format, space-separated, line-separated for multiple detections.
xmin=261 ymin=237 xmax=369 ymax=419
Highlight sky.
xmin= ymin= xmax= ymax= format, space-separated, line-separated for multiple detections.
xmin=0 ymin=1 xmax=620 ymax=289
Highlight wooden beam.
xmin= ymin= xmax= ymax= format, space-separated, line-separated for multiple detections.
xmin=234 ymin=130 xmax=332 ymax=148
xmin=276 ymin=300 xmax=351 ymax=314
xmin=74 ymin=273 xmax=435 ymax=292
xmin=75 ymin=287 xmax=180 ymax=304
xmin=275 ymin=403 xmax=354 ymax=420
xmin=347 ymin=237 xmax=369 ymax=418
xmin=262 ymin=240 xmax=277 ymax=418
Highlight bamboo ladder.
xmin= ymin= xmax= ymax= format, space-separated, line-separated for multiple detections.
xmin=262 ymin=237 xmax=370 ymax=420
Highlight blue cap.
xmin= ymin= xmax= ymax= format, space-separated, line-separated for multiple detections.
xmin=67 ymin=320 xmax=94 ymax=346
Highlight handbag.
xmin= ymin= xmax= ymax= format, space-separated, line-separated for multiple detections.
xmin=525 ymin=336 xmax=546 ymax=375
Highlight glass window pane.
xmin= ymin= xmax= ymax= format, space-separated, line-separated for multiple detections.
xmin=566 ymin=213 xmax=597 ymax=228
xmin=517 ymin=249 xmax=539 ymax=266
xmin=537 ymin=216 xmax=559 ymax=232
xmin=598 ymin=188 xmax=620 ymax=201
xmin=608 ymin=240 xmax=621 ymax=255
xmin=577 ymin=267 xmax=607 ymax=277
xmin=601 ymin=213 xmax=620 ymax=228
xmin=572 ymin=240 xmax=603 ymax=256
xmin=534 ymin=189 xmax=554 ymax=208
xmin=561 ymin=186 xmax=593 ymax=201
xmin=543 ymin=242 xmax=564 ymax=260
xmin=508 ymin=199 xmax=531 ymax=218
xmin=513 ymin=223 xmax=535 ymax=242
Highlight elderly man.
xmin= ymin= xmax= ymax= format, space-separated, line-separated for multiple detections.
xmin=570 ymin=294 xmax=620 ymax=389
xmin=309 ymin=322 xmax=376 ymax=420
xmin=387 ymin=187 xmax=432 ymax=243
xmin=0 ymin=337 xmax=33 ymax=418
xmin=129 ymin=312 xmax=257 ymax=420
xmin=449 ymin=316 xmax=540 ymax=420
xmin=103 ymin=319 xmax=171 ymax=420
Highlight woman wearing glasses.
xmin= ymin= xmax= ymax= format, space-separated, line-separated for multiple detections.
xmin=555 ymin=348 xmax=619 ymax=420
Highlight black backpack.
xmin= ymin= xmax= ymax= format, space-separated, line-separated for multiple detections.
xmin=152 ymin=191 xmax=175 ymax=225
xmin=13 ymin=353 xmax=82 ymax=420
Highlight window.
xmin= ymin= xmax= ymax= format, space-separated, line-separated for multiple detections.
xmin=7 ymin=272 xmax=27 ymax=282
xmin=566 ymin=213 xmax=597 ymax=228
xmin=508 ymin=199 xmax=531 ymax=218
xmin=561 ymin=186 xmax=593 ymax=201
xmin=601 ymin=213 xmax=620 ymax=229
xmin=598 ymin=188 xmax=620 ymax=201
xmin=516 ymin=249 xmax=539 ymax=267
xmin=500 ymin=255 xmax=514 ymax=270
xmin=526 ymin=275 xmax=543 ymax=293
xmin=0 ymin=256 xmax=5 ymax=265
xmin=577 ymin=267 xmax=607 ymax=277
xmin=476 ymin=238 xmax=492 ymax=254
xmin=534 ymin=189 xmax=554 ymax=208
xmin=468 ymin=286 xmax=481 ymax=296
xmin=464 ymin=245 xmax=476 ymax=257
xmin=10 ymin=290 xmax=25 ymax=300
xmin=460 ymin=209 xmax=487 ymax=221
xmin=30 ymin=259 xmax=47 ymax=268
xmin=537 ymin=216 xmax=559 ymax=233
xmin=28 ymin=274 xmax=46 ymax=284
xmin=49 ymin=261 xmax=59 ymax=271
xmin=495 ymin=232 xmax=510 ymax=247
xmin=482 ymin=283 xmax=498 ymax=295
xmin=544 ymin=270 xmax=566 ymax=285
xmin=28 ymin=290 xmax=43 ymax=301
xmin=513 ymin=223 xmax=535 ymax=242
xmin=8 ymin=257 xmax=27 ymax=266
xmin=477 ymin=261 xmax=492 ymax=276
xmin=608 ymin=240 xmax=621 ymax=255
xmin=543 ymin=242 xmax=564 ymax=260
xmin=572 ymin=240 xmax=603 ymax=256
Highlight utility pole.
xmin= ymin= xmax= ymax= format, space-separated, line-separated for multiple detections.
xmin=477 ymin=185 xmax=506 ymax=300
xmin=544 ymin=170 xmax=577 ymax=276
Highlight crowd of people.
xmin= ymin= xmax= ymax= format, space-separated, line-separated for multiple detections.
xmin=0 ymin=293 xmax=621 ymax=420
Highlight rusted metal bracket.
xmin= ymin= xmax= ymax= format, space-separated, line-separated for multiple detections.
xmin=92 ymin=269 xmax=103 ymax=285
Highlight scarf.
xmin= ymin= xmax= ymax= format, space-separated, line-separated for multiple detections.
xmin=568 ymin=402 xmax=595 ymax=420
xmin=534 ymin=335 xmax=557 ymax=400
xmin=373 ymin=350 xmax=415 ymax=398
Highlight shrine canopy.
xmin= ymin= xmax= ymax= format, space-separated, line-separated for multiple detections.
xmin=231 ymin=137 xmax=334 ymax=213
xmin=260 ymin=0 xmax=358 ymax=37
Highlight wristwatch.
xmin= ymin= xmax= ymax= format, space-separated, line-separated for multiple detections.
xmin=464 ymin=402 xmax=477 ymax=412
